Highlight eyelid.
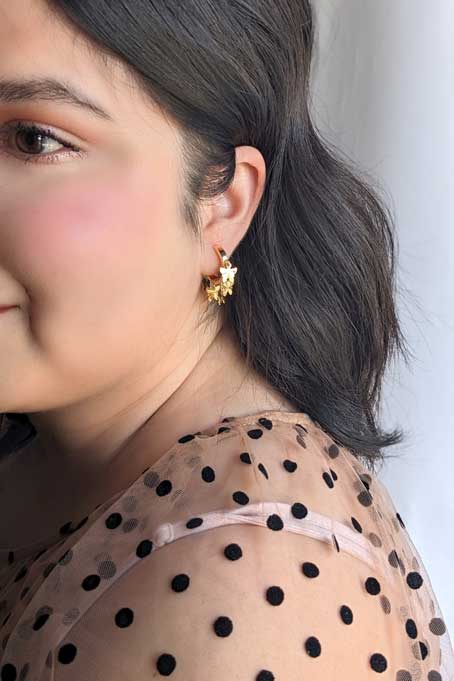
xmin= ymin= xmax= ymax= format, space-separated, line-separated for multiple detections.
xmin=2 ymin=119 xmax=83 ymax=148
xmin=0 ymin=120 xmax=84 ymax=164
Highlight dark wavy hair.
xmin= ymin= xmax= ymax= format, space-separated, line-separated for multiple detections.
xmin=1 ymin=0 xmax=414 ymax=474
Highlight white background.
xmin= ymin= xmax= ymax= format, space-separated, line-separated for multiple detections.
xmin=312 ymin=0 xmax=453 ymax=632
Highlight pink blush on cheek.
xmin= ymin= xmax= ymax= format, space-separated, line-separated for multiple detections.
xmin=17 ymin=178 xmax=157 ymax=264
xmin=13 ymin=175 xmax=175 ymax=310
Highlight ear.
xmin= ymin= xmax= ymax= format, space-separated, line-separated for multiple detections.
xmin=199 ymin=145 xmax=266 ymax=277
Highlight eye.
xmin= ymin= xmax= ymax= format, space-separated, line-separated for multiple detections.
xmin=0 ymin=121 xmax=84 ymax=164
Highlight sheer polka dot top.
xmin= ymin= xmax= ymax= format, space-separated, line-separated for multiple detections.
xmin=0 ymin=410 xmax=452 ymax=680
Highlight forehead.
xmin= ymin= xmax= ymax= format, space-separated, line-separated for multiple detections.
xmin=0 ymin=0 xmax=161 ymax=127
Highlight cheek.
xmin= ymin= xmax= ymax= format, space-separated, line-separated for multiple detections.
xmin=18 ymin=174 xmax=171 ymax=292
xmin=14 ymin=172 xmax=194 ymax=349
xmin=19 ymin=177 xmax=154 ymax=274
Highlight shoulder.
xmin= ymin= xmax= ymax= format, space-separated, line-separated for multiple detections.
xmin=51 ymin=409 xmax=424 ymax=680
xmin=9 ymin=412 xmax=447 ymax=680
xmin=53 ymin=518 xmax=416 ymax=679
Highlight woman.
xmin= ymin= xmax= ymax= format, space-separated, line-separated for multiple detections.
xmin=0 ymin=1 xmax=452 ymax=679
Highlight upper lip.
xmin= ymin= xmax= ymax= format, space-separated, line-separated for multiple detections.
xmin=0 ymin=304 xmax=16 ymax=310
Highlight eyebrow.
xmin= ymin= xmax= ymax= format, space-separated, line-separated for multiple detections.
xmin=0 ymin=77 xmax=114 ymax=121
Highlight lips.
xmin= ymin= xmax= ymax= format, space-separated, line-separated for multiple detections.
xmin=0 ymin=305 xmax=16 ymax=312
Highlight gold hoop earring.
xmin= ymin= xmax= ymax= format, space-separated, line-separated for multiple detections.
xmin=202 ymin=245 xmax=238 ymax=305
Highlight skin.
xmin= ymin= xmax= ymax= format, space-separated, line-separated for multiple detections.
xmin=0 ymin=0 xmax=297 ymax=535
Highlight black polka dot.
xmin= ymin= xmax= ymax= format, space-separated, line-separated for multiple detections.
xmin=359 ymin=475 xmax=370 ymax=491
xmin=388 ymin=549 xmax=400 ymax=568
xmin=179 ymin=433 xmax=195 ymax=443
xmin=358 ymin=490 xmax=373 ymax=506
xmin=405 ymin=618 xmax=417 ymax=638
xmin=396 ymin=512 xmax=406 ymax=529
xmin=351 ymin=516 xmax=362 ymax=533
xmin=240 ymin=452 xmax=252 ymax=464
xmin=258 ymin=417 xmax=273 ymax=430
xmin=213 ymin=616 xmax=233 ymax=637
xmin=224 ymin=543 xmax=243 ymax=561
xmin=81 ymin=574 xmax=101 ymax=591
xmin=379 ymin=595 xmax=391 ymax=614
xmin=105 ymin=512 xmax=122 ymax=530
xmin=33 ymin=612 xmax=50 ymax=631
xmin=369 ymin=533 xmax=382 ymax=548
xmin=266 ymin=514 xmax=284 ymax=531
xmin=327 ymin=443 xmax=339 ymax=458
xmin=256 ymin=671 xmax=275 ymax=681
xmin=258 ymin=463 xmax=269 ymax=479
xmin=98 ymin=559 xmax=116 ymax=579
xmin=302 ymin=562 xmax=319 ymax=578
xmin=365 ymin=577 xmax=381 ymax=595
xmin=428 ymin=671 xmax=442 ymax=681
xmin=418 ymin=640 xmax=428 ymax=659
xmin=171 ymin=574 xmax=190 ymax=592
xmin=115 ymin=607 xmax=134 ymax=628
xmin=156 ymin=480 xmax=172 ymax=496
xmin=0 ymin=663 xmax=17 ymax=681
xmin=396 ymin=671 xmax=412 ymax=681
xmin=156 ymin=653 xmax=176 ymax=676
xmin=144 ymin=471 xmax=160 ymax=489
xmin=369 ymin=653 xmax=388 ymax=672
xmin=369 ymin=652 xmax=387 ymax=672
xmin=266 ymin=586 xmax=284 ymax=605
xmin=330 ymin=468 xmax=338 ymax=480
xmin=73 ymin=516 xmax=89 ymax=532
xmin=60 ymin=520 xmax=75 ymax=536
xmin=178 ymin=433 xmax=199 ymax=444
xmin=43 ymin=563 xmax=57 ymax=579
xmin=218 ymin=426 xmax=231 ymax=434
xmin=291 ymin=502 xmax=308 ymax=519
xmin=201 ymin=466 xmax=215 ymax=483
xmin=340 ymin=605 xmax=353 ymax=624
xmin=186 ymin=517 xmax=203 ymax=529
xmin=295 ymin=430 xmax=307 ymax=447
xmin=58 ymin=549 xmax=73 ymax=566
xmin=322 ymin=472 xmax=334 ymax=488
xmin=136 ymin=539 xmax=153 ymax=558
xmin=304 ymin=636 xmax=321 ymax=657
xmin=57 ymin=642 xmax=77 ymax=664
xmin=283 ymin=459 xmax=297 ymax=472
xmin=122 ymin=518 xmax=139 ymax=533
xmin=332 ymin=534 xmax=340 ymax=552
xmin=232 ymin=490 xmax=249 ymax=505
xmin=406 ymin=571 xmax=423 ymax=589
xmin=246 ymin=428 xmax=264 ymax=440
xmin=13 ymin=566 xmax=27 ymax=583
xmin=429 ymin=617 xmax=447 ymax=636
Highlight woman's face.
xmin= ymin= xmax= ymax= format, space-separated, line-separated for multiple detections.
xmin=0 ymin=0 xmax=218 ymax=420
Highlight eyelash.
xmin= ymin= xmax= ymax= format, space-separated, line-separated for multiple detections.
xmin=0 ymin=121 xmax=84 ymax=165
